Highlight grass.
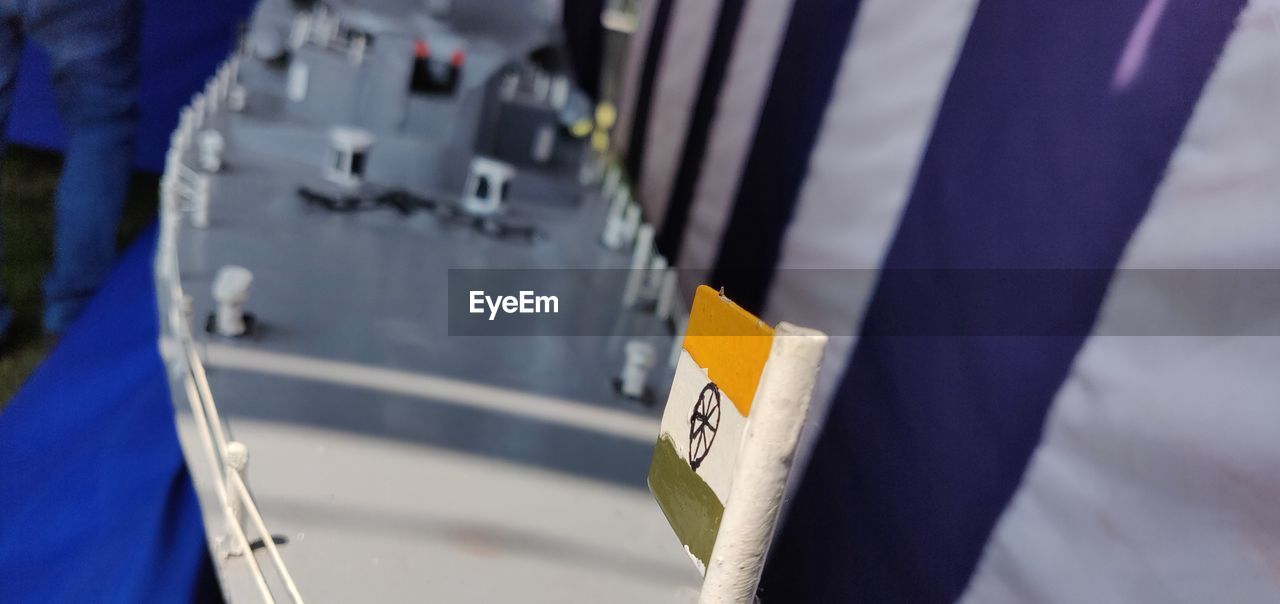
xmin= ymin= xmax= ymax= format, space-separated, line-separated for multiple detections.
xmin=0 ymin=145 xmax=158 ymax=409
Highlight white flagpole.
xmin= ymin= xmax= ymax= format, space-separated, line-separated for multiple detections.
xmin=700 ymin=322 xmax=827 ymax=603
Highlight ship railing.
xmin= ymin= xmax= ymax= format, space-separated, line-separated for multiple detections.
xmin=157 ymin=67 xmax=304 ymax=603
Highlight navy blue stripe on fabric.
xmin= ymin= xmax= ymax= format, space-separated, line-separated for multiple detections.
xmin=759 ymin=1 xmax=1245 ymax=602
xmin=624 ymin=0 xmax=676 ymax=181
xmin=562 ymin=0 xmax=605 ymax=99
xmin=655 ymin=0 xmax=747 ymax=262
xmin=708 ymin=0 xmax=864 ymax=314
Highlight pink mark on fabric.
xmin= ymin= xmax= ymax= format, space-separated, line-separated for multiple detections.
xmin=1112 ymin=0 xmax=1171 ymax=90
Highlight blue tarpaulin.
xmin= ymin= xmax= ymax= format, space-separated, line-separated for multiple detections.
xmin=0 ymin=226 xmax=220 ymax=602
xmin=1 ymin=2 xmax=254 ymax=599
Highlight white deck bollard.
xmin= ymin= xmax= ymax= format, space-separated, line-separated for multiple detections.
xmin=620 ymin=340 xmax=656 ymax=399
xmin=324 ymin=126 xmax=374 ymax=188
xmin=212 ymin=266 xmax=254 ymax=337
xmin=197 ymin=130 xmax=225 ymax=173
xmin=462 ymin=156 xmax=516 ymax=216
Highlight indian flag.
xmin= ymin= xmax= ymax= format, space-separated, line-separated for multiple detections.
xmin=648 ymin=285 xmax=776 ymax=573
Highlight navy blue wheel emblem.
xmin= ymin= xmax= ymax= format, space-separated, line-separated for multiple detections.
xmin=688 ymin=383 xmax=721 ymax=471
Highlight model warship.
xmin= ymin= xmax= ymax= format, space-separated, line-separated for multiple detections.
xmin=155 ymin=0 xmax=703 ymax=600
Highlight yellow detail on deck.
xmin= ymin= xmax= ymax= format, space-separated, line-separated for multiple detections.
xmin=682 ymin=285 xmax=774 ymax=416
xmin=591 ymin=130 xmax=610 ymax=153
xmin=594 ymin=102 xmax=617 ymax=129
xmin=569 ymin=118 xmax=592 ymax=138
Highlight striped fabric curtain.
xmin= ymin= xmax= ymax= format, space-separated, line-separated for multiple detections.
xmin=611 ymin=0 xmax=1278 ymax=601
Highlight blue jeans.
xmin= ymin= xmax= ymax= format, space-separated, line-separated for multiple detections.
xmin=0 ymin=0 xmax=140 ymax=336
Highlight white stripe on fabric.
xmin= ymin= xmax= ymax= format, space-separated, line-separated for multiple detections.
xmin=676 ymin=0 xmax=796 ymax=284
xmin=962 ymin=5 xmax=1280 ymax=601
xmin=761 ymin=0 xmax=979 ymax=485
xmin=637 ymin=0 xmax=722 ymax=224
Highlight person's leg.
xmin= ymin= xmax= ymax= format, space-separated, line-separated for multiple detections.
xmin=25 ymin=0 xmax=140 ymax=333
xmin=0 ymin=9 xmax=24 ymax=341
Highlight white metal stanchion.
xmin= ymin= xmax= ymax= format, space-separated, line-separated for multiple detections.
xmin=620 ymin=340 xmax=657 ymax=399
